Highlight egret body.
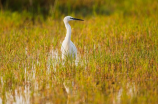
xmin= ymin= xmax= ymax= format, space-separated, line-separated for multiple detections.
xmin=61 ymin=16 xmax=83 ymax=60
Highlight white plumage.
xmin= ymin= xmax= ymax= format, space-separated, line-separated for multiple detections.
xmin=61 ymin=16 xmax=83 ymax=60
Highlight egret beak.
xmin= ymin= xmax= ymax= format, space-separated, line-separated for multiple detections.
xmin=71 ymin=18 xmax=84 ymax=21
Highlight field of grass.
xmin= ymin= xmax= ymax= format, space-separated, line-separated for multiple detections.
xmin=0 ymin=0 xmax=158 ymax=104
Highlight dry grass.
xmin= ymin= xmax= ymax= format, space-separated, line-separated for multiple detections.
xmin=0 ymin=1 xmax=158 ymax=103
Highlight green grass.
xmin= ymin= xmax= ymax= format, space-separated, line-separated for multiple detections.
xmin=0 ymin=1 xmax=158 ymax=103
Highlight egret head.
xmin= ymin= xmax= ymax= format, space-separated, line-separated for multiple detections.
xmin=63 ymin=16 xmax=84 ymax=23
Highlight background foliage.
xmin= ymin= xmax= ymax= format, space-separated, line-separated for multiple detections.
xmin=1 ymin=0 xmax=157 ymax=18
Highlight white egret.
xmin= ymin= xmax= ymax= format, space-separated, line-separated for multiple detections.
xmin=61 ymin=16 xmax=84 ymax=60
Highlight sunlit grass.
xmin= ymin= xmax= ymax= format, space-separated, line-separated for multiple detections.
xmin=0 ymin=3 xmax=158 ymax=103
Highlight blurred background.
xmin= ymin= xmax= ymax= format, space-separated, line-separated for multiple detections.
xmin=0 ymin=0 xmax=157 ymax=20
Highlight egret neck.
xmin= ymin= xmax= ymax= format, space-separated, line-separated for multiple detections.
xmin=64 ymin=22 xmax=71 ymax=46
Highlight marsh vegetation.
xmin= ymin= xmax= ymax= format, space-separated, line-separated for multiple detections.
xmin=0 ymin=0 xmax=158 ymax=103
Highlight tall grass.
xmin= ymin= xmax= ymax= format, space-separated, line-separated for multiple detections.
xmin=0 ymin=0 xmax=158 ymax=103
